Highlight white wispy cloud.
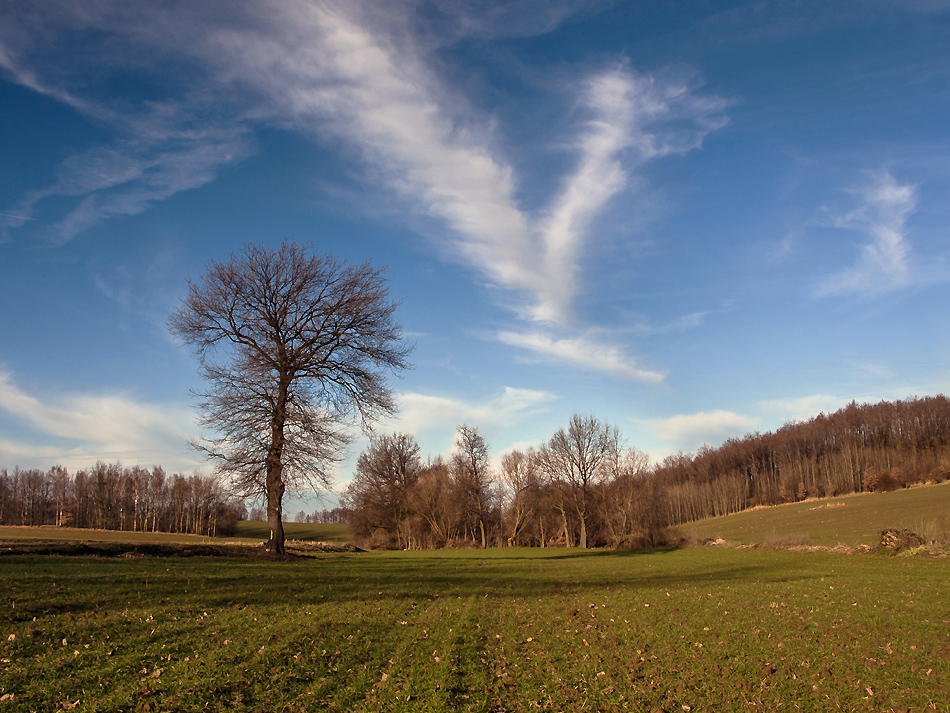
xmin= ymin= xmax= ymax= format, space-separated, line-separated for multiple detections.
xmin=0 ymin=37 xmax=95 ymax=117
xmin=626 ymin=309 xmax=716 ymax=336
xmin=758 ymin=394 xmax=845 ymax=423
xmin=645 ymin=410 xmax=759 ymax=450
xmin=4 ymin=124 xmax=251 ymax=244
xmin=391 ymin=386 xmax=556 ymax=440
xmin=1 ymin=0 xmax=728 ymax=379
xmin=203 ymin=0 xmax=636 ymax=324
xmin=496 ymin=330 xmax=664 ymax=383
xmin=431 ymin=0 xmax=617 ymax=40
xmin=0 ymin=370 xmax=198 ymax=471
xmin=815 ymin=171 xmax=917 ymax=297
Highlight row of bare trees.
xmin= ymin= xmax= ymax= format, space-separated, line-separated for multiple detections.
xmin=0 ymin=462 xmax=245 ymax=536
xmin=344 ymin=415 xmax=669 ymax=549
xmin=654 ymin=396 xmax=950 ymax=525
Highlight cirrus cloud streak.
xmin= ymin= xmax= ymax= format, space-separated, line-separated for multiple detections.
xmin=815 ymin=171 xmax=917 ymax=297
xmin=0 ymin=0 xmax=729 ymax=381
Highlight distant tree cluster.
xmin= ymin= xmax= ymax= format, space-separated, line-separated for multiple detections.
xmin=344 ymin=416 xmax=669 ymax=550
xmin=654 ymin=396 xmax=950 ymax=525
xmin=0 ymin=463 xmax=245 ymax=537
xmin=287 ymin=507 xmax=350 ymax=524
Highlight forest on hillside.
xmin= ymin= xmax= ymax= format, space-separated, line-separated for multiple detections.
xmin=344 ymin=396 xmax=950 ymax=549
xmin=657 ymin=395 xmax=950 ymax=524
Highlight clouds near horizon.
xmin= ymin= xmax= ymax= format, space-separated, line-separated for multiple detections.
xmin=644 ymin=410 xmax=760 ymax=452
xmin=0 ymin=371 xmax=197 ymax=472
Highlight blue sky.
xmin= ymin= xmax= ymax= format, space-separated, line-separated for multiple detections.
xmin=2 ymin=0 xmax=950 ymax=503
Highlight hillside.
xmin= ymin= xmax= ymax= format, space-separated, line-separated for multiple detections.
xmin=233 ymin=520 xmax=352 ymax=544
xmin=681 ymin=480 xmax=950 ymax=546
xmin=655 ymin=395 xmax=950 ymax=528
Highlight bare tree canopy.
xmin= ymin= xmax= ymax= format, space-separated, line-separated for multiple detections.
xmin=168 ymin=241 xmax=411 ymax=553
xmin=537 ymin=414 xmax=620 ymax=549
xmin=345 ymin=433 xmax=422 ymax=549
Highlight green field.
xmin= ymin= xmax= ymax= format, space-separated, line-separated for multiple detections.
xmin=682 ymin=481 xmax=950 ymax=547
xmin=1 ymin=545 xmax=948 ymax=712
xmin=0 ymin=526 xmax=248 ymax=546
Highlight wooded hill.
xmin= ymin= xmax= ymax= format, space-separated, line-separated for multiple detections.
xmin=657 ymin=395 xmax=950 ymax=526
xmin=344 ymin=396 xmax=950 ymax=550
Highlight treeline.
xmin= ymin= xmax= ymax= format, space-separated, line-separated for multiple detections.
xmin=0 ymin=462 xmax=245 ymax=537
xmin=7 ymin=396 xmax=948 ymax=548
xmin=656 ymin=396 xmax=950 ymax=525
xmin=250 ymin=506 xmax=350 ymax=525
xmin=345 ymin=416 xmax=668 ymax=550
xmin=344 ymin=397 xmax=950 ymax=550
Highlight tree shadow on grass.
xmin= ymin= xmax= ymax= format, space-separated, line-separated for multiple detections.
xmin=0 ymin=545 xmax=824 ymax=620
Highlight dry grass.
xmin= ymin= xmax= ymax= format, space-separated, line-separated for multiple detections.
xmin=683 ymin=480 xmax=950 ymax=546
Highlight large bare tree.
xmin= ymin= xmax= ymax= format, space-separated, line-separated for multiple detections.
xmin=499 ymin=447 xmax=539 ymax=546
xmin=537 ymin=414 xmax=620 ymax=549
xmin=168 ymin=241 xmax=411 ymax=553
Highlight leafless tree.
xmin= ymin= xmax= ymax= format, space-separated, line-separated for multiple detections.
xmin=452 ymin=424 xmax=493 ymax=548
xmin=600 ymin=447 xmax=658 ymax=547
xmin=409 ymin=458 xmax=456 ymax=548
xmin=537 ymin=414 xmax=620 ymax=549
xmin=345 ymin=433 xmax=422 ymax=549
xmin=169 ymin=241 xmax=411 ymax=553
xmin=499 ymin=447 xmax=539 ymax=546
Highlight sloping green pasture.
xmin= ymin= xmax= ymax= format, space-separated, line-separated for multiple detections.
xmin=683 ymin=481 xmax=950 ymax=546
xmin=1 ymin=546 xmax=947 ymax=712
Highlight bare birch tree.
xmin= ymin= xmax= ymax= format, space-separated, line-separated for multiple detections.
xmin=169 ymin=241 xmax=411 ymax=553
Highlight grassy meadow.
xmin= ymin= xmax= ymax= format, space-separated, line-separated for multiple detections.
xmin=683 ymin=481 xmax=950 ymax=547
xmin=1 ymin=543 xmax=949 ymax=712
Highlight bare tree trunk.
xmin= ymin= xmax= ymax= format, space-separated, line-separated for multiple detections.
xmin=557 ymin=503 xmax=572 ymax=548
xmin=267 ymin=477 xmax=285 ymax=553
xmin=266 ymin=376 xmax=290 ymax=554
